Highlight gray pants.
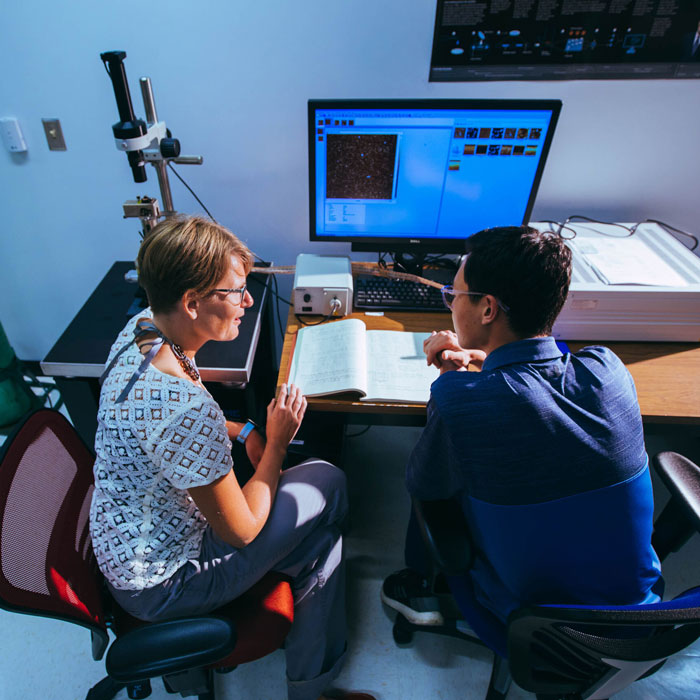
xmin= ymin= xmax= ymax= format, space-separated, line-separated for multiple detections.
xmin=109 ymin=459 xmax=348 ymax=700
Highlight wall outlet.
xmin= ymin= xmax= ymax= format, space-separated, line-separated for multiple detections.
xmin=0 ymin=118 xmax=27 ymax=152
xmin=41 ymin=118 xmax=67 ymax=151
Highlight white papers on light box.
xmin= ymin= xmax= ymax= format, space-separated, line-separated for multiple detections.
xmin=571 ymin=237 xmax=688 ymax=286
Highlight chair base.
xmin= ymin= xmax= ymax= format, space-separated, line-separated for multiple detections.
xmin=486 ymin=655 xmax=512 ymax=700
xmin=391 ymin=613 xmax=513 ymax=700
xmin=86 ymin=672 xmax=219 ymax=700
xmin=391 ymin=611 xmax=486 ymax=648
xmin=86 ymin=676 xmax=126 ymax=700
xmin=163 ymin=668 xmax=216 ymax=697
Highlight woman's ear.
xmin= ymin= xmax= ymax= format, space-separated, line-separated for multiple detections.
xmin=183 ymin=291 xmax=199 ymax=320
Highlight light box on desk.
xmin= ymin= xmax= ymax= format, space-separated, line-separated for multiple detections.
xmin=547 ymin=222 xmax=700 ymax=342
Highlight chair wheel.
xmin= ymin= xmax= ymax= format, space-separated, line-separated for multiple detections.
xmin=127 ymin=680 xmax=152 ymax=699
xmin=393 ymin=615 xmax=414 ymax=645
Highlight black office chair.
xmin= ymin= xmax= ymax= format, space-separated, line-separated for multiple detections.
xmin=390 ymin=452 xmax=700 ymax=700
xmin=0 ymin=408 xmax=295 ymax=699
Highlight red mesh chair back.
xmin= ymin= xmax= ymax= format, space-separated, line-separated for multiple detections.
xmin=0 ymin=409 xmax=107 ymax=641
xmin=0 ymin=408 xmax=295 ymax=696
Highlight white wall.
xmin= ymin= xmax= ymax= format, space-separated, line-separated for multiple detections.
xmin=2 ymin=1 xmax=699 ymax=360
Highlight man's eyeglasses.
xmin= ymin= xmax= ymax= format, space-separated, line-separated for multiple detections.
xmin=210 ymin=285 xmax=248 ymax=305
xmin=440 ymin=285 xmax=510 ymax=313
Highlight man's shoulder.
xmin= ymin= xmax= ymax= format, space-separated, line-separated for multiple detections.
xmin=575 ymin=344 xmax=621 ymax=362
xmin=573 ymin=344 xmax=629 ymax=378
xmin=430 ymin=366 xmax=508 ymax=416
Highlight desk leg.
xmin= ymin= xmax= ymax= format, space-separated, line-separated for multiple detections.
xmin=287 ymin=411 xmax=346 ymax=467
xmin=55 ymin=377 xmax=99 ymax=448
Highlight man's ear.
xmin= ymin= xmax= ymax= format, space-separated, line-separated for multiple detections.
xmin=481 ymin=295 xmax=499 ymax=325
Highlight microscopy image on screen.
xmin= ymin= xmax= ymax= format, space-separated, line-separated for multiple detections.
xmin=326 ymin=134 xmax=398 ymax=200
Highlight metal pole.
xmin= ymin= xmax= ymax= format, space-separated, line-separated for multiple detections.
xmin=139 ymin=77 xmax=175 ymax=216
xmin=152 ymin=161 xmax=175 ymax=216
xmin=139 ymin=77 xmax=158 ymax=124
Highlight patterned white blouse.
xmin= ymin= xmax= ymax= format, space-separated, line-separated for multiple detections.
xmin=89 ymin=311 xmax=233 ymax=590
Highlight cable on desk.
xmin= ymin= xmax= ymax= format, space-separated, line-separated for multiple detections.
xmin=542 ymin=216 xmax=699 ymax=252
xmin=538 ymin=220 xmax=578 ymax=239
xmin=270 ymin=274 xmax=290 ymax=341
xmin=645 ymin=219 xmax=699 ymax=251
xmin=345 ymin=425 xmax=372 ymax=439
xmin=563 ymin=215 xmax=637 ymax=237
xmin=295 ymin=313 xmax=333 ymax=327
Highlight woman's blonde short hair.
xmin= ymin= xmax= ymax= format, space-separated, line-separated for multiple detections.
xmin=136 ymin=215 xmax=253 ymax=313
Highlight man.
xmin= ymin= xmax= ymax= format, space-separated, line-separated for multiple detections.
xmin=381 ymin=226 xmax=663 ymax=637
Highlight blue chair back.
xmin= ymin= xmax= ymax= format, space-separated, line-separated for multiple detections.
xmin=448 ymin=467 xmax=663 ymax=658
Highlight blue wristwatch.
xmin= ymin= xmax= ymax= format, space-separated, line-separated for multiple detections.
xmin=237 ymin=420 xmax=257 ymax=444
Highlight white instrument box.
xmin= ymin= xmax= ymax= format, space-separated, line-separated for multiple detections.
xmin=542 ymin=222 xmax=700 ymax=342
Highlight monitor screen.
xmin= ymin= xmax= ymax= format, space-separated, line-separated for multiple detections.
xmin=309 ymin=99 xmax=561 ymax=253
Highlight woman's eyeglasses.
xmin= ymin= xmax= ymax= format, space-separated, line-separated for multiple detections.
xmin=210 ymin=285 xmax=248 ymax=305
xmin=440 ymin=285 xmax=510 ymax=313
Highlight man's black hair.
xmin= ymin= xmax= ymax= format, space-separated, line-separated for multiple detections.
xmin=463 ymin=225 xmax=572 ymax=338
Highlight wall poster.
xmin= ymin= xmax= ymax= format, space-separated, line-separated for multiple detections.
xmin=430 ymin=0 xmax=700 ymax=80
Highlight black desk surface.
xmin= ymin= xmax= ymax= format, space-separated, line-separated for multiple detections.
xmin=41 ymin=261 xmax=270 ymax=385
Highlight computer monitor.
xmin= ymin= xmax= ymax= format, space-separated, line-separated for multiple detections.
xmin=308 ymin=99 xmax=561 ymax=255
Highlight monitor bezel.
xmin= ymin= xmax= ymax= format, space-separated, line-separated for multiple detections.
xmin=308 ymin=98 xmax=562 ymax=254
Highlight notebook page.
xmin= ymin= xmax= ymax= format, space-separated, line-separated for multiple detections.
xmin=364 ymin=330 xmax=438 ymax=403
xmin=287 ymin=318 xmax=368 ymax=397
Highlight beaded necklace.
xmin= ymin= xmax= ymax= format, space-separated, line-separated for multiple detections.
xmin=163 ymin=334 xmax=200 ymax=383
xmin=100 ymin=318 xmax=201 ymax=403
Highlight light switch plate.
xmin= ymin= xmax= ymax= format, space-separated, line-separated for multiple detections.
xmin=41 ymin=118 xmax=67 ymax=151
xmin=0 ymin=117 xmax=27 ymax=152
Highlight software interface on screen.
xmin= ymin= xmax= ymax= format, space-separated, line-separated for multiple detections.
xmin=311 ymin=103 xmax=558 ymax=247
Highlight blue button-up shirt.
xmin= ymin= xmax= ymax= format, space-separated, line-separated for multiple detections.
xmin=407 ymin=337 xmax=662 ymax=620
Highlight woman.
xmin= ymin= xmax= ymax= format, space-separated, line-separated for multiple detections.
xmin=89 ymin=215 xmax=373 ymax=700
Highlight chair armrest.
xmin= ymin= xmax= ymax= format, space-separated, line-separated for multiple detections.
xmin=652 ymin=452 xmax=700 ymax=561
xmin=106 ymin=616 xmax=237 ymax=682
xmin=653 ymin=452 xmax=700 ymax=532
xmin=412 ymin=498 xmax=473 ymax=575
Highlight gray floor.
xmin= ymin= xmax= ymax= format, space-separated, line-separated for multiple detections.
xmin=1 ymin=408 xmax=700 ymax=699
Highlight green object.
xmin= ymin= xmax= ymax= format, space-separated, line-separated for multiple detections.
xmin=0 ymin=322 xmax=42 ymax=427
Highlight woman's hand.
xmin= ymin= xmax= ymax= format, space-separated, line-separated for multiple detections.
xmin=423 ymin=330 xmax=486 ymax=373
xmin=265 ymin=383 xmax=307 ymax=452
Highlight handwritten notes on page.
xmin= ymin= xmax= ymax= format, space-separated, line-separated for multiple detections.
xmin=287 ymin=318 xmax=367 ymax=397
xmin=366 ymin=330 xmax=437 ymax=403
xmin=287 ymin=319 xmax=438 ymax=403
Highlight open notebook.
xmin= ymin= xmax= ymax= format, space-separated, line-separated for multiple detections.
xmin=286 ymin=318 xmax=439 ymax=403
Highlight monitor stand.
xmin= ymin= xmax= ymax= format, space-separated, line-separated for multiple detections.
xmin=391 ymin=252 xmax=459 ymax=285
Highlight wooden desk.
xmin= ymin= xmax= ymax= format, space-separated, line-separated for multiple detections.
xmin=279 ymin=306 xmax=700 ymax=427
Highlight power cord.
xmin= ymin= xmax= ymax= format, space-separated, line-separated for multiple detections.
xmin=269 ymin=274 xmax=291 ymax=341
xmin=167 ymin=163 xmax=217 ymax=220
xmin=540 ymin=216 xmax=698 ymax=252
xmin=294 ymin=296 xmax=346 ymax=327
xmin=295 ymin=313 xmax=333 ymax=327
xmin=538 ymin=220 xmax=578 ymax=239
xmin=563 ymin=215 xmax=636 ymax=237
xmin=345 ymin=425 xmax=372 ymax=438
xmin=645 ymin=219 xmax=698 ymax=251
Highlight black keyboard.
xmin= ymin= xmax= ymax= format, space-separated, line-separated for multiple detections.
xmin=354 ymin=276 xmax=445 ymax=312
